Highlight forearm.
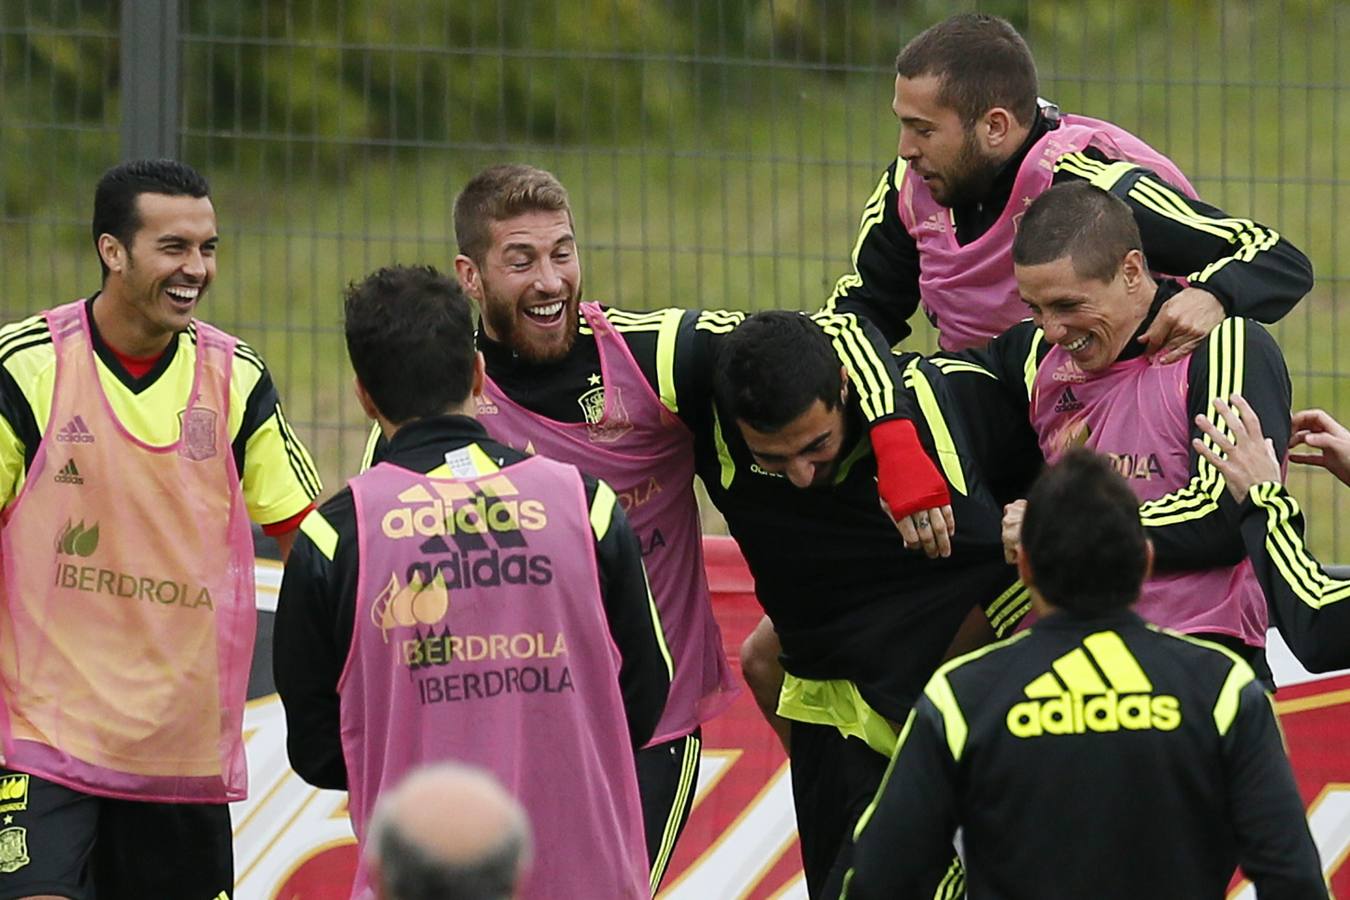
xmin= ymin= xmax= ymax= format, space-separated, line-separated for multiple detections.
xmin=1243 ymin=483 xmax=1350 ymax=672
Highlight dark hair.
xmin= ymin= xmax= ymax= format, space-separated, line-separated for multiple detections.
xmin=92 ymin=159 xmax=211 ymax=279
xmin=895 ymin=13 xmax=1038 ymax=127
xmin=344 ymin=265 xmax=476 ymax=424
xmin=713 ymin=310 xmax=841 ymax=433
xmin=1021 ymin=449 xmax=1148 ymax=615
xmin=1012 ymin=182 xmax=1143 ymax=282
xmin=454 ymin=164 xmax=573 ymax=265
xmin=374 ymin=817 xmax=525 ymax=900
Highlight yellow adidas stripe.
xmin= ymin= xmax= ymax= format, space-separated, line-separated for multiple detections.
xmin=815 ymin=311 xmax=893 ymax=420
xmin=1254 ymin=483 xmax=1350 ymax=608
xmin=590 ymin=480 xmax=618 ymax=540
xmin=1022 ymin=328 xmax=1044 ymax=401
xmin=655 ymin=308 xmax=683 ymax=415
xmin=924 ymin=672 xmax=968 ymax=761
xmin=1139 ymin=319 xmax=1243 ymax=525
xmin=1213 ymin=660 xmax=1253 ymax=736
xmin=361 ymin=421 xmax=381 ymax=472
xmin=649 ymin=732 xmax=701 ymax=892
xmin=826 ymin=165 xmax=895 ymax=307
xmin=1082 ymin=631 xmax=1153 ymax=692
xmin=299 ymin=510 xmax=339 ymax=561
xmin=711 ymin=408 xmax=736 ymax=489
xmin=902 ymin=359 xmax=966 ymax=495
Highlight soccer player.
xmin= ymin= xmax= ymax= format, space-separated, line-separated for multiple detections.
xmin=711 ymin=310 xmax=1027 ymax=899
xmin=275 ymin=265 xmax=670 ymax=900
xmin=844 ymin=450 xmax=1328 ymax=900
xmin=368 ymin=163 xmax=947 ymax=884
xmin=978 ymin=181 xmax=1309 ymax=686
xmin=827 ymin=12 xmax=1310 ymax=357
xmin=0 ymin=159 xmax=321 ymax=898
xmin=1195 ymin=394 xmax=1350 ymax=672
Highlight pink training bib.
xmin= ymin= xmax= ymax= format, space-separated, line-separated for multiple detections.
xmin=0 ymin=299 xmax=255 ymax=802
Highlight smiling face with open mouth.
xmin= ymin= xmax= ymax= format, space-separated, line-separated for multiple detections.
xmin=1015 ymin=250 xmax=1152 ymax=372
xmin=469 ymin=209 xmax=583 ymax=364
xmin=98 ymin=192 xmax=218 ymax=357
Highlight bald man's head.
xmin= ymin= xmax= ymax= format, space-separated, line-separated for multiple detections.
xmin=367 ymin=763 xmax=532 ymax=900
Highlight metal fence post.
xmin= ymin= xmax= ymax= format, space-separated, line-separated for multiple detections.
xmin=119 ymin=0 xmax=180 ymax=160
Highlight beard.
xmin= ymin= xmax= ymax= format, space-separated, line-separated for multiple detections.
xmin=929 ymin=132 xmax=1002 ymax=208
xmin=479 ymin=282 xmax=583 ymax=365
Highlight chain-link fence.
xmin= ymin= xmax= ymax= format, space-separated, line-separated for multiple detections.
xmin=2 ymin=0 xmax=1346 ymax=558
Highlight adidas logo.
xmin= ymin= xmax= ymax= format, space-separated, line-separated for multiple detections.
xmin=54 ymin=459 xmax=83 ymax=485
xmin=1006 ymin=630 xmax=1181 ymax=738
xmin=1051 ymin=360 xmax=1086 ymax=383
xmin=1054 ymin=387 xmax=1084 ymax=413
xmin=919 ymin=212 xmax=948 ymax=233
xmin=54 ymin=416 xmax=94 ymax=444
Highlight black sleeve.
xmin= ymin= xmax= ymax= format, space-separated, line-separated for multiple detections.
xmin=1141 ymin=320 xmax=1292 ymax=570
xmin=843 ymin=702 xmax=960 ymax=900
xmin=1055 ymin=150 xmax=1314 ymax=323
xmin=587 ymin=476 xmax=672 ymax=749
xmin=1223 ymin=678 xmax=1330 ymax=899
xmin=1241 ymin=482 xmax=1350 ymax=673
xmin=273 ymin=497 xmax=356 ymax=790
xmin=823 ymin=160 xmax=925 ymax=347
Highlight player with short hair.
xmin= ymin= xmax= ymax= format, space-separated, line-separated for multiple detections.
xmin=828 ymin=12 xmax=1310 ymax=356
xmin=0 ymin=158 xmax=321 ymax=898
xmin=709 ymin=309 xmax=1027 ymax=899
xmin=843 ymin=450 xmax=1327 ymax=899
xmin=276 ymin=264 xmax=671 ymax=899
xmin=986 ymin=181 xmax=1302 ymax=684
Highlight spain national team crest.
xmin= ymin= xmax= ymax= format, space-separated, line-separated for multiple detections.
xmin=578 ymin=384 xmax=633 ymax=443
xmin=178 ymin=407 xmax=218 ymax=461
xmin=0 ymin=826 xmax=29 ymax=873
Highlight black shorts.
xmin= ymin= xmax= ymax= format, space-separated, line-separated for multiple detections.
xmin=0 ymin=769 xmax=233 ymax=900
xmin=635 ymin=729 xmax=702 ymax=893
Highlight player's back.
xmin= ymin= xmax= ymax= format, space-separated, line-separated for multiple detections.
xmin=946 ymin=610 xmax=1299 ymax=899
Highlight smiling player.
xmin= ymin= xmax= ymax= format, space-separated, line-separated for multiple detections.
xmin=0 ymin=159 xmax=320 ymax=898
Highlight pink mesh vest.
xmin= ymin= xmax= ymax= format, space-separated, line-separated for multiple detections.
xmin=478 ymin=302 xmax=737 ymax=744
xmin=1030 ymin=346 xmax=1267 ymax=646
xmin=340 ymin=455 xmax=649 ymax=899
xmin=899 ymin=115 xmax=1197 ymax=350
xmin=0 ymin=300 xmax=255 ymax=802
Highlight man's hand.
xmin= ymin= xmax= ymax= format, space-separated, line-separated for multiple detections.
xmin=1001 ymin=499 xmax=1027 ymax=564
xmin=1289 ymin=408 xmax=1350 ymax=488
xmin=1192 ymin=394 xmax=1281 ymax=503
xmin=883 ymin=499 xmax=955 ymax=558
xmin=871 ymin=418 xmax=955 ymax=555
xmin=1137 ymin=287 xmax=1225 ymax=364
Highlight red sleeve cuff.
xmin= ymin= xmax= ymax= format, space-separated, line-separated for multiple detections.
xmin=261 ymin=503 xmax=314 ymax=537
xmin=871 ymin=418 xmax=951 ymax=516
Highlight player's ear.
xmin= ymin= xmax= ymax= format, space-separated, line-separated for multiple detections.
xmin=455 ymin=254 xmax=482 ymax=300
xmin=353 ymin=377 xmax=379 ymax=421
xmin=838 ymin=366 xmax=849 ymax=405
xmin=470 ymin=352 xmax=486 ymax=399
xmin=98 ymin=233 xmax=127 ymax=277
